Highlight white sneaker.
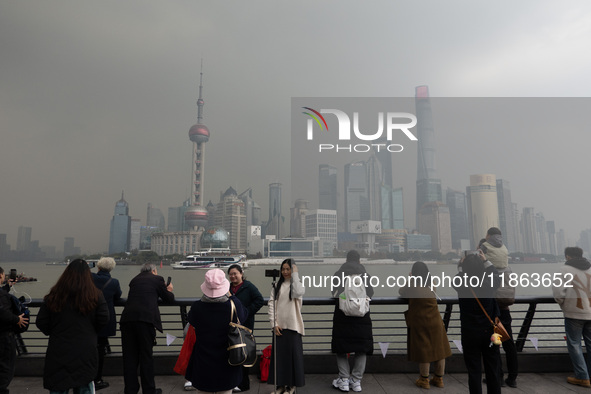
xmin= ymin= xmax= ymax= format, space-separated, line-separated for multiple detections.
xmin=349 ymin=378 xmax=362 ymax=392
xmin=184 ymin=381 xmax=196 ymax=391
xmin=332 ymin=377 xmax=350 ymax=392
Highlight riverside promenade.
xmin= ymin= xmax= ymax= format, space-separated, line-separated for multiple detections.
xmin=9 ymin=373 xmax=591 ymax=393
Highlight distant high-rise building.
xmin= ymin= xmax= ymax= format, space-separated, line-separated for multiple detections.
xmin=17 ymin=226 xmax=32 ymax=252
xmin=239 ymin=188 xmax=261 ymax=229
xmin=168 ymin=200 xmax=190 ymax=232
xmin=467 ymin=174 xmax=499 ymax=247
xmin=417 ymin=201 xmax=452 ymax=254
xmin=367 ymin=155 xmax=382 ymax=222
xmin=130 ymin=219 xmax=141 ymax=251
xmin=496 ymin=179 xmax=517 ymax=252
xmin=147 ymin=203 xmax=165 ymax=230
xmin=215 ymin=187 xmax=247 ymax=252
xmin=535 ymin=212 xmax=549 ymax=254
xmin=546 ymin=220 xmax=557 ymax=256
xmin=446 ymin=188 xmax=470 ymax=250
xmin=266 ymin=183 xmax=282 ymax=238
xmin=319 ymin=165 xmax=337 ymax=211
xmin=520 ymin=207 xmax=538 ymax=254
xmin=290 ymin=199 xmax=309 ymax=238
xmin=344 ymin=161 xmax=370 ymax=231
xmin=415 ymin=86 xmax=442 ymax=223
xmin=305 ymin=209 xmax=338 ymax=256
xmin=579 ymin=230 xmax=591 ymax=257
xmin=382 ymin=186 xmax=404 ymax=230
xmin=512 ymin=203 xmax=522 ymax=252
xmin=63 ymin=237 xmax=75 ymax=257
xmin=0 ymin=234 xmax=8 ymax=260
xmin=108 ymin=191 xmax=131 ymax=254
xmin=556 ymin=228 xmax=567 ymax=256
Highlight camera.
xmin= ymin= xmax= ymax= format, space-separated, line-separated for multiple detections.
xmin=265 ymin=269 xmax=280 ymax=278
xmin=464 ymin=250 xmax=480 ymax=257
xmin=9 ymin=269 xmax=17 ymax=281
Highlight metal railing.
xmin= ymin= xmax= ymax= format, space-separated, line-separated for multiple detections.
xmin=16 ymin=296 xmax=565 ymax=356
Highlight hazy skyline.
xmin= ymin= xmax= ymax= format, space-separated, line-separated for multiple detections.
xmin=2 ymin=1 xmax=591 ymax=253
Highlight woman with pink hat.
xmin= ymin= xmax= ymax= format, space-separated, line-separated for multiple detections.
xmin=184 ymin=269 xmax=247 ymax=393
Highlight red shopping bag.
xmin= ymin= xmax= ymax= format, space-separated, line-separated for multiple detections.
xmin=173 ymin=325 xmax=196 ymax=375
xmin=260 ymin=345 xmax=272 ymax=382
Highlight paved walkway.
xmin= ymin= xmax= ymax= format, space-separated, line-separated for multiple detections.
xmin=9 ymin=373 xmax=591 ymax=394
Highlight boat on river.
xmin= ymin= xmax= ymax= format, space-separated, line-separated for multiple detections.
xmin=171 ymin=250 xmax=247 ymax=269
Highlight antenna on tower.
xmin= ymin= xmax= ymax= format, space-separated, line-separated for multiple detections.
xmin=197 ymin=59 xmax=204 ymax=124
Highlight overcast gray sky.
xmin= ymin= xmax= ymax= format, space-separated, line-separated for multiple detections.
xmin=1 ymin=1 xmax=591 ymax=254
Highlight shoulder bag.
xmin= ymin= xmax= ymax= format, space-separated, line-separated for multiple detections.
xmin=470 ymin=289 xmax=510 ymax=342
xmin=228 ymin=299 xmax=257 ymax=367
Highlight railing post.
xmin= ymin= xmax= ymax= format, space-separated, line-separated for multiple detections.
xmin=516 ymin=302 xmax=537 ymax=352
xmin=443 ymin=303 xmax=453 ymax=332
xmin=180 ymin=305 xmax=188 ymax=329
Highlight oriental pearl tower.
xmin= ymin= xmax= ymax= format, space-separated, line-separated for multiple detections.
xmin=184 ymin=68 xmax=210 ymax=229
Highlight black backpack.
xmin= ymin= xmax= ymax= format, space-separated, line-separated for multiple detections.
xmin=10 ymin=294 xmax=30 ymax=333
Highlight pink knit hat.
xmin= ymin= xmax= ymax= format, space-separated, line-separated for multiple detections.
xmin=201 ymin=268 xmax=230 ymax=298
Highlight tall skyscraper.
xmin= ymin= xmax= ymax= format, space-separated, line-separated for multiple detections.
xmin=0 ymin=234 xmax=8 ymax=260
xmin=366 ymin=155 xmax=382 ymax=222
xmin=184 ymin=67 xmax=210 ymax=230
xmin=63 ymin=237 xmax=75 ymax=257
xmin=108 ymin=191 xmax=131 ymax=254
xmin=496 ymin=179 xmax=517 ymax=251
xmin=535 ymin=212 xmax=549 ymax=254
xmin=557 ymin=228 xmax=567 ymax=256
xmin=267 ymin=183 xmax=283 ymax=238
xmin=239 ymin=188 xmax=261 ymax=228
xmin=466 ymin=174 xmax=500 ymax=247
xmin=546 ymin=220 xmax=557 ymax=256
xmin=129 ymin=218 xmax=141 ymax=251
xmin=319 ymin=165 xmax=337 ymax=211
xmin=290 ymin=199 xmax=309 ymax=238
xmin=147 ymin=203 xmax=165 ymax=230
xmin=415 ymin=86 xmax=442 ymax=223
xmin=382 ymin=186 xmax=404 ymax=230
xmin=215 ymin=187 xmax=247 ymax=252
xmin=520 ymin=207 xmax=538 ymax=254
xmin=446 ymin=188 xmax=470 ymax=250
xmin=344 ymin=161 xmax=370 ymax=232
xmin=305 ymin=209 xmax=338 ymax=256
xmin=167 ymin=199 xmax=190 ymax=232
xmin=16 ymin=226 xmax=32 ymax=252
xmin=417 ymin=201 xmax=452 ymax=254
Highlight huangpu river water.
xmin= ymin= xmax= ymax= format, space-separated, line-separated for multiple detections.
xmin=3 ymin=259 xmax=563 ymax=301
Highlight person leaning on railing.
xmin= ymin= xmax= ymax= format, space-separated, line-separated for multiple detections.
xmin=91 ymin=257 xmax=122 ymax=391
xmin=36 ymin=259 xmax=109 ymax=394
xmin=454 ymin=252 xmax=501 ymax=394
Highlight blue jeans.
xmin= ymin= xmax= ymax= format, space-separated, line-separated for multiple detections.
xmin=565 ymin=318 xmax=591 ymax=380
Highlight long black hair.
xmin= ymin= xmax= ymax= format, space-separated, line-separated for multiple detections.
xmin=274 ymin=258 xmax=294 ymax=301
xmin=411 ymin=261 xmax=431 ymax=288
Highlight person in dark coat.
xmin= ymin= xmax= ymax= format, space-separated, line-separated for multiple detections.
xmin=399 ymin=261 xmax=452 ymax=389
xmin=454 ymin=252 xmax=502 ymax=394
xmin=0 ymin=267 xmax=28 ymax=394
xmin=331 ymin=250 xmax=373 ymax=393
xmin=120 ymin=263 xmax=174 ymax=394
xmin=185 ymin=268 xmax=247 ymax=393
xmin=228 ymin=264 xmax=265 ymax=392
xmin=36 ymin=259 xmax=109 ymax=393
xmin=91 ymin=257 xmax=122 ymax=391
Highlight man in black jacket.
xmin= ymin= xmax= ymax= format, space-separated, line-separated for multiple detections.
xmin=0 ymin=267 xmax=28 ymax=394
xmin=120 ymin=263 xmax=174 ymax=394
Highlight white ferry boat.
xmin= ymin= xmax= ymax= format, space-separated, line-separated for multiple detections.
xmin=171 ymin=250 xmax=248 ymax=270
